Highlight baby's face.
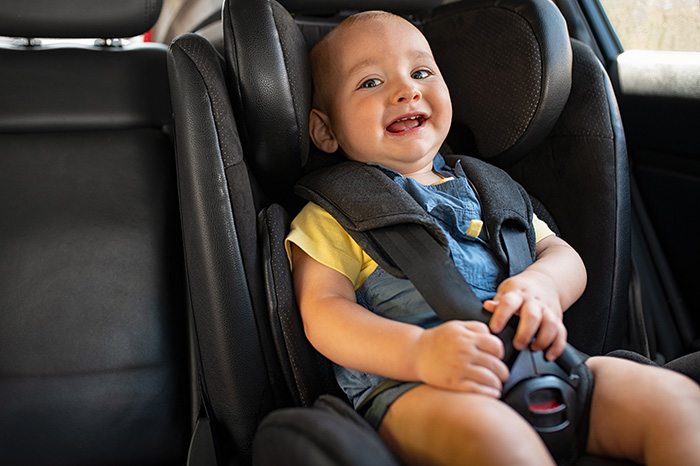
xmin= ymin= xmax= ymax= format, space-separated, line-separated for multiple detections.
xmin=320 ymin=15 xmax=452 ymax=175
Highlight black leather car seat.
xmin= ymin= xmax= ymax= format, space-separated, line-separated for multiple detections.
xmin=0 ymin=1 xmax=191 ymax=465
xmin=167 ymin=0 xmax=634 ymax=464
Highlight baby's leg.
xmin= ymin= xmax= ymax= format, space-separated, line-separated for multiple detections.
xmin=586 ymin=356 xmax=700 ymax=465
xmin=378 ymin=385 xmax=555 ymax=466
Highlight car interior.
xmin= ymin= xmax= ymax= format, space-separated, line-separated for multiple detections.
xmin=1 ymin=0 xmax=698 ymax=465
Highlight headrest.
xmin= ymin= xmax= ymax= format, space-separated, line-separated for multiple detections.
xmin=423 ymin=0 xmax=572 ymax=166
xmin=224 ymin=0 xmax=572 ymax=201
xmin=279 ymin=0 xmax=442 ymax=15
xmin=0 ymin=0 xmax=162 ymax=39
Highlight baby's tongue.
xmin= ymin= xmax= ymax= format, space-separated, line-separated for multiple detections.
xmin=386 ymin=118 xmax=419 ymax=133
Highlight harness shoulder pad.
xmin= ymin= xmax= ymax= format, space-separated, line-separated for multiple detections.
xmin=294 ymin=161 xmax=449 ymax=278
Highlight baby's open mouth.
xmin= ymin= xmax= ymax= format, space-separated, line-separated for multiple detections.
xmin=386 ymin=114 xmax=426 ymax=133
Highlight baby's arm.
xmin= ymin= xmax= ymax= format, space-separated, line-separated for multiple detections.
xmin=291 ymin=244 xmax=510 ymax=397
xmin=484 ymin=235 xmax=587 ymax=361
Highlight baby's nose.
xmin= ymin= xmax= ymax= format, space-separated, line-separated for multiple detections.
xmin=394 ymin=85 xmax=422 ymax=103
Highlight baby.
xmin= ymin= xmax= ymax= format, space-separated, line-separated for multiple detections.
xmin=287 ymin=10 xmax=700 ymax=466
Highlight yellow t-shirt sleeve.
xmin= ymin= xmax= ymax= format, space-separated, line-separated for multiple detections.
xmin=285 ymin=202 xmax=377 ymax=290
xmin=533 ymin=213 xmax=555 ymax=243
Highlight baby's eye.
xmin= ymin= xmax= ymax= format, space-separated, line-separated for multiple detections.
xmin=361 ymin=78 xmax=382 ymax=88
xmin=412 ymin=69 xmax=432 ymax=79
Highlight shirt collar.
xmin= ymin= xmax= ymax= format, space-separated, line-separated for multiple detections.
xmin=368 ymin=153 xmax=456 ymax=181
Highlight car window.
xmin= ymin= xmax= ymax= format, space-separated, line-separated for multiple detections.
xmin=597 ymin=0 xmax=699 ymax=52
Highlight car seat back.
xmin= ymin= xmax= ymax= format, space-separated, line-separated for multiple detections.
xmin=222 ymin=0 xmax=629 ymax=374
xmin=0 ymin=1 xmax=190 ymax=465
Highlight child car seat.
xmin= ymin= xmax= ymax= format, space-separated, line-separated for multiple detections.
xmin=220 ymin=0 xmax=631 ymax=354
xmin=167 ymin=0 xmax=640 ymax=464
xmin=0 ymin=1 xmax=192 ymax=465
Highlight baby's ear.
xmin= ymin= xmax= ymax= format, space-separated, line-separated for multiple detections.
xmin=309 ymin=109 xmax=339 ymax=154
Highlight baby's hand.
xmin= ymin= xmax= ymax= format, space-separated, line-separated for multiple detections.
xmin=483 ymin=270 xmax=567 ymax=361
xmin=412 ymin=320 xmax=509 ymax=398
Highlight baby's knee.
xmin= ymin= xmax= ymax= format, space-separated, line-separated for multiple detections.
xmin=382 ymin=388 xmax=556 ymax=465
xmin=443 ymin=398 xmax=552 ymax=463
xmin=590 ymin=356 xmax=700 ymax=423
xmin=660 ymin=371 xmax=700 ymax=419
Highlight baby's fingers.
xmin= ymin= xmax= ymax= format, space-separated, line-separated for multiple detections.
xmin=453 ymin=379 xmax=501 ymax=399
xmin=473 ymin=339 xmax=510 ymax=383
xmin=542 ymin=323 xmax=568 ymax=361
xmin=513 ymin=301 xmax=543 ymax=350
xmin=454 ymin=353 xmax=509 ymax=397
xmin=486 ymin=292 xmax=523 ymax=334
xmin=463 ymin=321 xmax=506 ymax=360
xmin=528 ymin=308 xmax=562 ymax=349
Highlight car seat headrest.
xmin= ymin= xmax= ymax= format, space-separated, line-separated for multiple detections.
xmin=423 ymin=0 xmax=572 ymax=167
xmin=0 ymin=0 xmax=162 ymax=39
xmin=224 ymin=0 xmax=572 ymax=203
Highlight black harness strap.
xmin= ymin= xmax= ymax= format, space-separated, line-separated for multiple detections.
xmin=502 ymin=222 xmax=533 ymax=277
xmin=371 ymin=223 xmax=519 ymax=365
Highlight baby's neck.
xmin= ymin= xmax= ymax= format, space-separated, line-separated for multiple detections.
xmin=405 ymin=168 xmax=444 ymax=185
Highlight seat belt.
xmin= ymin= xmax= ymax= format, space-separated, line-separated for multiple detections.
xmin=371 ymin=224 xmax=518 ymax=365
xmin=370 ymin=222 xmax=592 ymax=466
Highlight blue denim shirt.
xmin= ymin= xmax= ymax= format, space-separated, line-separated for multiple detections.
xmin=336 ymin=154 xmax=505 ymax=407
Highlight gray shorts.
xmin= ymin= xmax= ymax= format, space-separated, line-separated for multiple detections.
xmin=356 ymin=379 xmax=422 ymax=429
